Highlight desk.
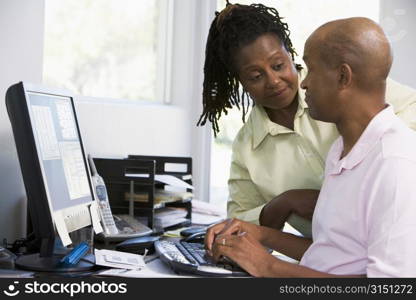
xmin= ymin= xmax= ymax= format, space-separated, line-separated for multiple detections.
xmin=96 ymin=254 xmax=194 ymax=278
xmin=3 ymin=223 xmax=299 ymax=278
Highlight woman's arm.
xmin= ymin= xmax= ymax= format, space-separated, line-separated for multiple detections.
xmin=259 ymin=189 xmax=319 ymax=230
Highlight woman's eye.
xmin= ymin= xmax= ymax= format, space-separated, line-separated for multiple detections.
xmin=273 ymin=63 xmax=284 ymax=71
xmin=249 ymin=74 xmax=262 ymax=81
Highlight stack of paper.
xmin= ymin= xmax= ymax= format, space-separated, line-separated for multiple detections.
xmin=125 ymin=174 xmax=194 ymax=190
xmin=154 ymin=207 xmax=188 ymax=228
xmin=125 ymin=189 xmax=193 ymax=205
xmin=191 ymin=199 xmax=226 ymax=226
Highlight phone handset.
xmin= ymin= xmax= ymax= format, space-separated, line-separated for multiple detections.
xmin=88 ymin=155 xmax=118 ymax=235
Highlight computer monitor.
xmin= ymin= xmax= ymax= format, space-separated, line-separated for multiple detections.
xmin=6 ymin=82 xmax=95 ymax=272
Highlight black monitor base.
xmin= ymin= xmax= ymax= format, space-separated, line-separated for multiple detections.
xmin=15 ymin=253 xmax=95 ymax=272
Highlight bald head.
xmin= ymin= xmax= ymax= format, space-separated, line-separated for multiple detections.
xmin=306 ymin=17 xmax=392 ymax=91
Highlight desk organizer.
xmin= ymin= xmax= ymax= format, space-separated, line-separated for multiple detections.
xmin=93 ymin=155 xmax=193 ymax=229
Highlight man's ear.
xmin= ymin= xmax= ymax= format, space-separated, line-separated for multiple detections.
xmin=338 ymin=63 xmax=352 ymax=88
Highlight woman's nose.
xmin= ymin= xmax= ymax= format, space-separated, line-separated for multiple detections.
xmin=266 ymin=73 xmax=280 ymax=88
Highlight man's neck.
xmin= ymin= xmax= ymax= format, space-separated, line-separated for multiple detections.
xmin=336 ymin=97 xmax=386 ymax=159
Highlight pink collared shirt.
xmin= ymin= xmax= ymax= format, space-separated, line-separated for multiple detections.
xmin=300 ymin=106 xmax=416 ymax=277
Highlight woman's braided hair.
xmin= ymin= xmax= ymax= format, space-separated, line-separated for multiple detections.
xmin=197 ymin=1 xmax=302 ymax=136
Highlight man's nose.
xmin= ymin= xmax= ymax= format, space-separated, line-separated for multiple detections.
xmin=300 ymin=78 xmax=307 ymax=90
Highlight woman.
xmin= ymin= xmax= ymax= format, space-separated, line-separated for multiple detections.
xmin=197 ymin=2 xmax=416 ymax=237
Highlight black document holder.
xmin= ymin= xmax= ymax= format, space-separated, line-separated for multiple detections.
xmin=93 ymin=155 xmax=192 ymax=229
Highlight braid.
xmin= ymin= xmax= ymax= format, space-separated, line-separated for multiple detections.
xmin=197 ymin=2 xmax=302 ymax=136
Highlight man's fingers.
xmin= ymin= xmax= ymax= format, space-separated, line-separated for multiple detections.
xmin=205 ymin=220 xmax=229 ymax=250
xmin=217 ymin=218 xmax=241 ymax=236
xmin=212 ymin=239 xmax=234 ymax=261
xmin=211 ymin=233 xmax=246 ymax=261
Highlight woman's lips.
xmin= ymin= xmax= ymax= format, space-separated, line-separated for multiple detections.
xmin=268 ymin=87 xmax=287 ymax=98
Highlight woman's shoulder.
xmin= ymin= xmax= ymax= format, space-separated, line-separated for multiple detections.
xmin=232 ymin=106 xmax=264 ymax=146
xmin=232 ymin=117 xmax=253 ymax=148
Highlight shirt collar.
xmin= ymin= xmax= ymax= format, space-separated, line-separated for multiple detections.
xmin=251 ymin=71 xmax=308 ymax=149
xmin=327 ymin=105 xmax=395 ymax=175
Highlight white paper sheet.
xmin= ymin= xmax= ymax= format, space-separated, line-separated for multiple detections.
xmin=54 ymin=211 xmax=72 ymax=246
xmin=89 ymin=202 xmax=103 ymax=234
xmin=192 ymin=199 xmax=226 ymax=217
xmin=191 ymin=212 xmax=224 ymax=226
xmin=95 ymin=249 xmax=145 ymax=270
xmin=96 ymin=258 xmax=192 ymax=278
xmin=125 ymin=174 xmax=194 ymax=190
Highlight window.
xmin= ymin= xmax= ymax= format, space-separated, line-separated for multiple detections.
xmin=210 ymin=0 xmax=380 ymax=208
xmin=43 ymin=0 xmax=172 ymax=102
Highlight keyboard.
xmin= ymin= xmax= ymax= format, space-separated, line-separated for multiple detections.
xmin=155 ymin=239 xmax=250 ymax=277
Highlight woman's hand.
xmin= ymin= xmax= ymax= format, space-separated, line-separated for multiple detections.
xmin=211 ymin=231 xmax=275 ymax=277
xmin=204 ymin=218 xmax=263 ymax=254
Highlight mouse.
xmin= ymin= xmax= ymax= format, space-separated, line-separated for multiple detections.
xmin=115 ymin=235 xmax=160 ymax=255
xmin=182 ymin=231 xmax=206 ymax=243
xmin=180 ymin=226 xmax=206 ymax=237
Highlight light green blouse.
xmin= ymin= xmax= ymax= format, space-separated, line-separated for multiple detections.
xmin=227 ymin=71 xmax=416 ymax=238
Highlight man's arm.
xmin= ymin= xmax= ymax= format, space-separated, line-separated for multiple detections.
xmin=210 ymin=228 xmax=365 ymax=277
xmin=263 ymin=257 xmax=365 ymax=278
xmin=259 ymin=225 xmax=312 ymax=261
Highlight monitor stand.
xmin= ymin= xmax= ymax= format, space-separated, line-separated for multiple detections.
xmin=15 ymin=253 xmax=95 ymax=273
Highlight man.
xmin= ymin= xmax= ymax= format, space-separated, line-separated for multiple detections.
xmin=204 ymin=17 xmax=416 ymax=277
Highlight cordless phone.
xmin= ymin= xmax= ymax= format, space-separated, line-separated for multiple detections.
xmin=88 ymin=155 xmax=119 ymax=235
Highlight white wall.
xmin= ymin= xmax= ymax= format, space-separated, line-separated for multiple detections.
xmin=380 ymin=0 xmax=416 ymax=88
xmin=76 ymin=100 xmax=191 ymax=158
xmin=0 ymin=0 xmax=45 ymax=243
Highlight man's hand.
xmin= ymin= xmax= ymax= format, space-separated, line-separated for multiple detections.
xmin=211 ymin=231 xmax=274 ymax=277
xmin=204 ymin=218 xmax=263 ymax=255
xmin=259 ymin=189 xmax=319 ymax=229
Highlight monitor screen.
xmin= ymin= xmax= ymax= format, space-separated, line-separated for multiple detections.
xmin=26 ymin=91 xmax=92 ymax=211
